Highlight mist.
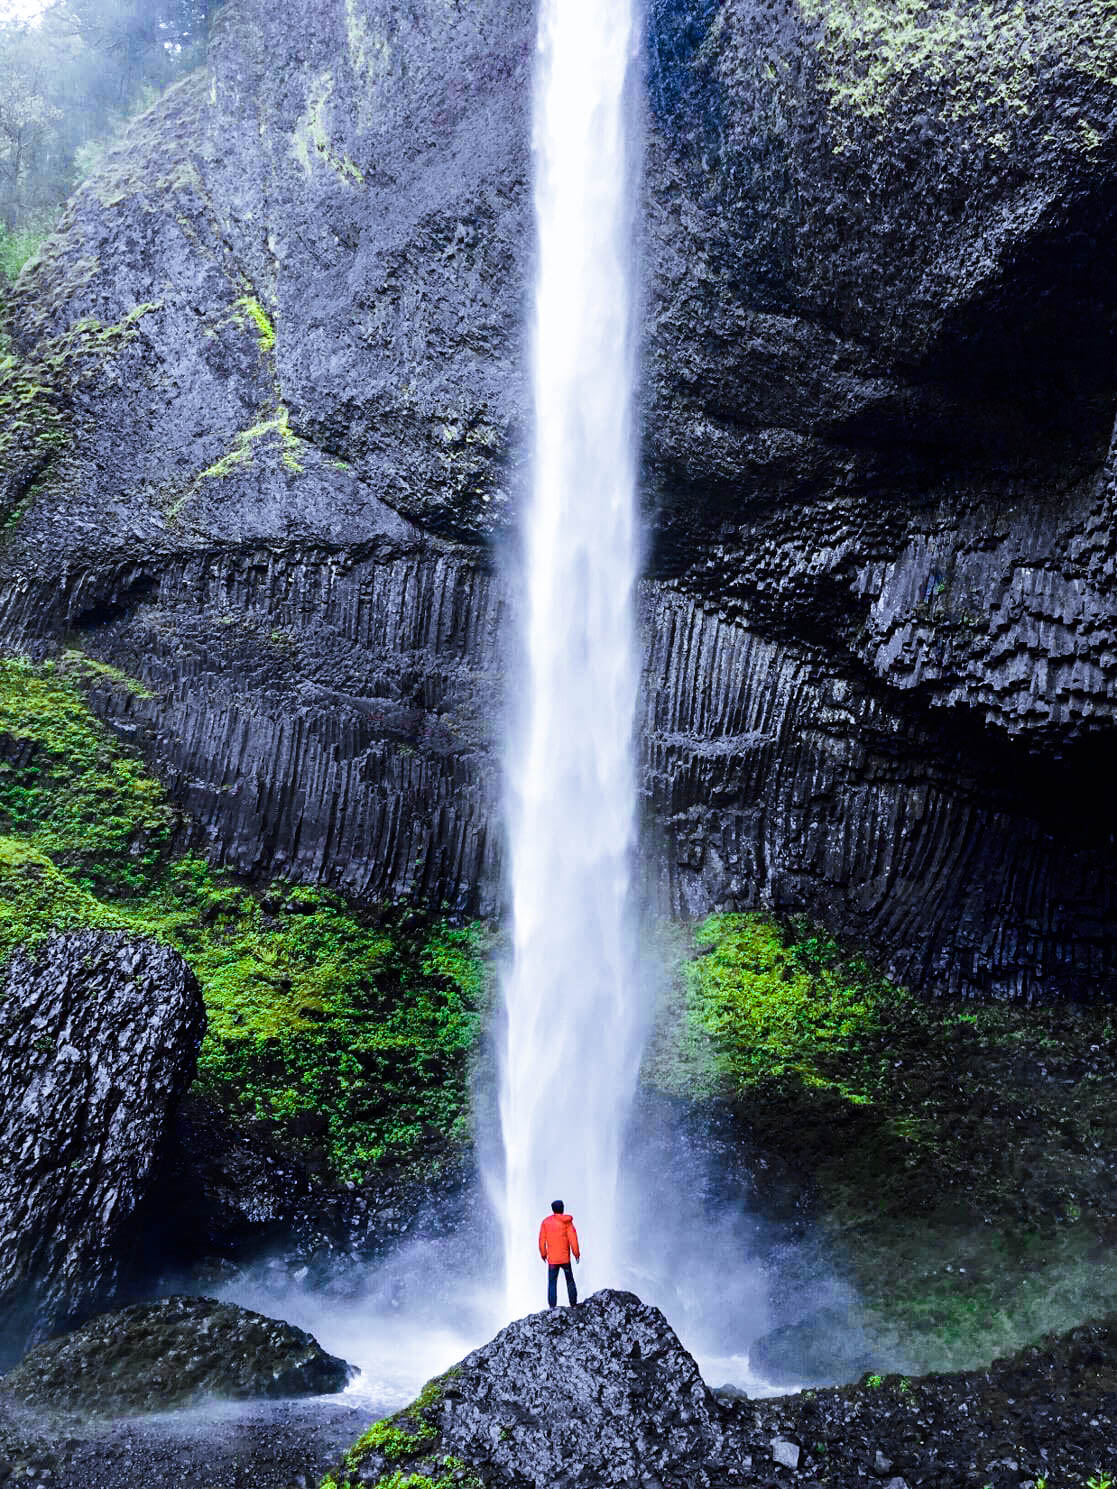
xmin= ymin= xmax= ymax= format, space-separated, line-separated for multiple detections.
xmin=0 ymin=0 xmax=212 ymax=275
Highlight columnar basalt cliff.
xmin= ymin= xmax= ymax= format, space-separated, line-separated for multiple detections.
xmin=1 ymin=0 xmax=1114 ymax=995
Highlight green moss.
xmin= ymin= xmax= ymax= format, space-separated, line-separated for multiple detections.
xmin=59 ymin=648 xmax=155 ymax=699
xmin=663 ymin=911 xmax=1117 ymax=1373
xmin=799 ymin=0 xmax=1117 ymax=140
xmin=0 ymin=353 xmax=68 ymax=462
xmin=0 ymin=656 xmax=491 ymax=1181
xmin=332 ymin=1373 xmax=485 ymax=1489
xmin=684 ymin=913 xmax=886 ymax=1102
xmin=293 ymin=71 xmax=366 ymax=186
xmin=235 ymin=295 xmax=276 ymax=354
xmin=345 ymin=1419 xmax=436 ymax=1469
xmin=189 ymin=404 xmax=305 ymax=491
xmin=0 ymin=657 xmax=173 ymax=895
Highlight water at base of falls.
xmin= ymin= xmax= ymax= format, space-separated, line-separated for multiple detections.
xmin=496 ymin=0 xmax=643 ymax=1320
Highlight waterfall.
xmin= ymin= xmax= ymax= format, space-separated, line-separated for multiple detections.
xmin=498 ymin=0 xmax=643 ymax=1318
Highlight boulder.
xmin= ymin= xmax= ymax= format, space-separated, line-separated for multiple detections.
xmin=0 ymin=932 xmax=204 ymax=1360
xmin=330 ymin=1301 xmax=1117 ymax=1489
xmin=0 ymin=1296 xmax=354 ymax=1416
xmin=333 ymin=1289 xmax=740 ymax=1489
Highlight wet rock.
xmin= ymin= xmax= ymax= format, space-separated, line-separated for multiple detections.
xmin=334 ymin=1290 xmax=738 ymax=1489
xmin=0 ymin=0 xmax=1114 ymax=996
xmin=770 ymin=1437 xmax=800 ymax=1469
xmin=0 ymin=933 xmax=204 ymax=1362
xmin=1 ymin=1296 xmax=354 ymax=1416
xmin=143 ymin=1091 xmax=479 ymax=1284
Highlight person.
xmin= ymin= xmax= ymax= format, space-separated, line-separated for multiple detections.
xmin=538 ymin=1199 xmax=580 ymax=1308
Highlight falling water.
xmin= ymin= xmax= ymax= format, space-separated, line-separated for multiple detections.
xmin=498 ymin=0 xmax=642 ymax=1318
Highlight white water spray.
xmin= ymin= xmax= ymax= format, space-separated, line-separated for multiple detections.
xmin=498 ymin=0 xmax=643 ymax=1319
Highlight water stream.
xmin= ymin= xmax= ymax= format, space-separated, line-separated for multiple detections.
xmin=497 ymin=0 xmax=644 ymax=1318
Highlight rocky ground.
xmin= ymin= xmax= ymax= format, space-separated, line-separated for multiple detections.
xmin=329 ymin=1291 xmax=1117 ymax=1489
xmin=0 ymin=1291 xmax=1112 ymax=1488
xmin=0 ymin=1392 xmax=367 ymax=1489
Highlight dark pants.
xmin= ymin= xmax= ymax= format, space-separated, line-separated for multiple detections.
xmin=547 ymin=1262 xmax=577 ymax=1308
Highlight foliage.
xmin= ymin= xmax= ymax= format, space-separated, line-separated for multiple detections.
xmin=327 ymin=1374 xmax=484 ymax=1489
xmin=685 ymin=912 xmax=887 ymax=1100
xmin=345 ymin=1419 xmax=436 ymax=1468
xmin=669 ymin=910 xmax=1117 ymax=1375
xmin=0 ymin=656 xmax=173 ymax=895
xmin=0 ymin=216 xmax=51 ymax=280
xmin=0 ymin=1 xmax=215 ymax=235
xmin=235 ymin=295 xmax=276 ymax=354
xmin=0 ymin=656 xmax=490 ymax=1181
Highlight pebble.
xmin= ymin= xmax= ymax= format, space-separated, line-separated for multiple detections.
xmin=771 ymin=1438 xmax=800 ymax=1470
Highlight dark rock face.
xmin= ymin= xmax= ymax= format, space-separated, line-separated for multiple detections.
xmin=0 ymin=1296 xmax=353 ymax=1415
xmin=144 ymin=1093 xmax=479 ymax=1290
xmin=331 ymin=1291 xmax=1117 ymax=1489
xmin=0 ymin=932 xmax=204 ymax=1361
xmin=1 ymin=0 xmax=1115 ymax=993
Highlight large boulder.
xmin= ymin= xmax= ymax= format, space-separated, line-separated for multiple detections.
xmin=0 ymin=931 xmax=204 ymax=1361
xmin=334 ymin=1290 xmax=738 ymax=1489
xmin=0 ymin=1296 xmax=354 ymax=1415
xmin=329 ymin=1297 xmax=1117 ymax=1489
xmin=0 ymin=0 xmax=1114 ymax=993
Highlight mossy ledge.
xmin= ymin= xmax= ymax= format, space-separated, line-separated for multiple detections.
xmin=651 ymin=912 xmax=1117 ymax=1373
xmin=0 ymin=654 xmax=490 ymax=1182
xmin=322 ymin=1369 xmax=482 ymax=1489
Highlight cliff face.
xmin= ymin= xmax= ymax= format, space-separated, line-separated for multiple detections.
xmin=1 ymin=0 xmax=1114 ymax=995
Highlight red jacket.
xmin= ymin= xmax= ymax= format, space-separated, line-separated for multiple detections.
xmin=539 ymin=1212 xmax=580 ymax=1265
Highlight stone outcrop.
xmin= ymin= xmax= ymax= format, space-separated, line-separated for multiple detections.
xmin=336 ymin=1290 xmax=739 ymax=1489
xmin=1 ymin=0 xmax=1115 ymax=995
xmin=329 ymin=1291 xmax=1117 ymax=1489
xmin=0 ymin=932 xmax=204 ymax=1361
xmin=1 ymin=1296 xmax=353 ymax=1415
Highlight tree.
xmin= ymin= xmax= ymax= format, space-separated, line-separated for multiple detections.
xmin=0 ymin=0 xmax=214 ymax=259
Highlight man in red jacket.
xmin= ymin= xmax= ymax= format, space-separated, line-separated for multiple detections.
xmin=538 ymin=1199 xmax=580 ymax=1308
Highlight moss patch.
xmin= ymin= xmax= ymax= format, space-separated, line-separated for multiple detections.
xmin=0 ymin=656 xmax=489 ymax=1182
xmin=186 ymin=404 xmax=305 ymax=494
xmin=235 ymin=295 xmax=276 ymax=355
xmin=293 ymin=72 xmax=366 ymax=186
xmin=799 ymin=0 xmax=1117 ymax=140
xmin=657 ymin=912 xmax=1117 ymax=1372
xmin=328 ymin=1373 xmax=484 ymax=1489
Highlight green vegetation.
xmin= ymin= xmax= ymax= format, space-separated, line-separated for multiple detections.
xmin=0 ymin=656 xmax=489 ymax=1181
xmin=345 ymin=1420 xmax=436 ymax=1464
xmin=325 ymin=1374 xmax=484 ymax=1489
xmin=321 ymin=1465 xmax=481 ymax=1489
xmin=799 ymin=0 xmax=1117 ymax=141
xmin=235 ymin=295 xmax=277 ymax=355
xmin=655 ymin=911 xmax=1117 ymax=1374
xmin=187 ymin=404 xmax=305 ymax=495
xmin=0 ymin=220 xmax=52 ymax=282
xmin=0 ymin=350 xmax=68 ymax=462
xmin=0 ymin=3 xmax=213 ymax=238
xmin=293 ymin=71 xmax=366 ymax=186
xmin=684 ymin=913 xmax=886 ymax=1101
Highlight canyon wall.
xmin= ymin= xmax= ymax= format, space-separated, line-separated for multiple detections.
xmin=1 ymin=0 xmax=1114 ymax=996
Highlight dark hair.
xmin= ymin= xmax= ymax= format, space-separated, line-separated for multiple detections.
xmin=551 ymin=1200 xmax=564 ymax=1214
